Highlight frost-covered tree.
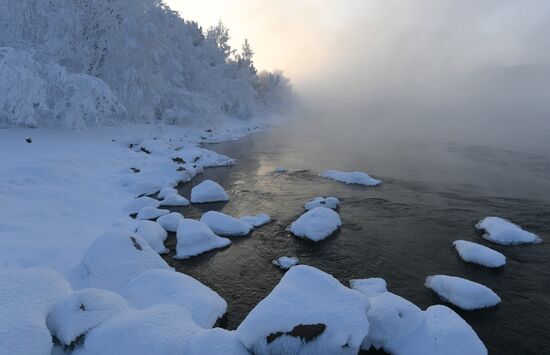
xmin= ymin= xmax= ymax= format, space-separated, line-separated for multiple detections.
xmin=0 ymin=0 xmax=292 ymax=128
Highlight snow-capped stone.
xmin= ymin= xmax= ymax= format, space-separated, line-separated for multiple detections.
xmin=174 ymin=219 xmax=231 ymax=259
xmin=305 ymin=197 xmax=340 ymax=211
xmin=274 ymin=167 xmax=287 ymax=173
xmin=240 ymin=213 xmax=272 ymax=227
xmin=289 ymin=207 xmax=342 ymax=241
xmin=157 ymin=212 xmax=184 ymax=232
xmin=476 ymin=217 xmax=542 ymax=245
xmin=47 ymin=288 xmax=128 ymax=346
xmin=124 ymin=196 xmax=160 ymax=214
xmin=425 ymin=275 xmax=501 ymax=310
xmin=121 ymin=269 xmax=227 ymax=328
xmin=236 ymin=265 xmax=370 ymax=355
xmin=157 ymin=187 xmax=178 ymax=199
xmin=384 ymin=305 xmax=487 ymax=355
xmin=187 ymin=328 xmax=249 ymax=355
xmin=201 ymin=211 xmax=253 ymax=237
xmin=320 ymin=170 xmax=381 ymax=186
xmin=159 ymin=193 xmax=190 ymax=207
xmin=190 ymin=180 xmax=229 ymax=203
xmin=75 ymin=305 xmax=202 ymax=354
xmin=350 ymin=278 xmax=388 ymax=299
xmin=453 ymin=240 xmax=506 ymax=268
xmin=72 ymin=230 xmax=171 ymax=290
xmin=133 ymin=220 xmax=168 ymax=254
xmin=136 ymin=206 xmax=170 ymax=220
xmin=0 ymin=268 xmax=71 ymax=355
xmin=272 ymin=256 xmax=300 ymax=270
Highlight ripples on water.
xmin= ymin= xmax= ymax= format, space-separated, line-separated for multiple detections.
xmin=162 ymin=124 xmax=550 ymax=354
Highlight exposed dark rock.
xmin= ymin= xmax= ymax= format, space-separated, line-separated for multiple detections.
xmin=26 ymin=138 xmax=32 ymax=143
xmin=140 ymin=147 xmax=151 ymax=154
xmin=266 ymin=323 xmax=326 ymax=344
xmin=130 ymin=237 xmax=142 ymax=251
xmin=130 ymin=167 xmax=140 ymax=173
xmin=172 ymin=157 xmax=185 ymax=164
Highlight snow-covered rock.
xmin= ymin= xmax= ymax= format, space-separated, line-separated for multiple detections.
xmin=320 ymin=170 xmax=381 ymax=186
xmin=305 ymin=197 xmax=340 ymax=211
xmin=272 ymin=256 xmax=300 ymax=270
xmin=136 ymin=206 xmax=170 ymax=220
xmin=236 ymin=265 xmax=370 ymax=354
xmin=159 ymin=193 xmax=190 ymax=207
xmin=157 ymin=212 xmax=184 ymax=232
xmin=289 ymin=207 xmax=342 ymax=241
xmin=187 ymin=328 xmax=249 ymax=355
xmin=240 ymin=213 xmax=272 ymax=227
xmin=157 ymin=187 xmax=178 ymax=199
xmin=190 ymin=180 xmax=229 ymax=203
xmin=453 ymin=240 xmax=506 ymax=268
xmin=0 ymin=268 xmax=71 ymax=355
xmin=46 ymin=288 xmax=128 ymax=347
xmin=73 ymin=305 xmax=202 ymax=355
xmin=121 ymin=269 xmax=227 ymax=328
xmin=201 ymin=211 xmax=253 ymax=237
xmin=350 ymin=278 xmax=388 ymax=298
xmin=174 ymin=219 xmax=231 ymax=259
xmin=124 ymin=196 xmax=160 ymax=214
xmin=121 ymin=164 xmax=191 ymax=197
xmin=274 ymin=167 xmax=287 ymax=173
xmin=476 ymin=217 xmax=542 ymax=245
xmin=425 ymin=275 xmax=501 ymax=310
xmin=384 ymin=305 xmax=487 ymax=355
xmin=133 ymin=220 xmax=168 ymax=254
xmin=72 ymin=230 xmax=171 ymax=290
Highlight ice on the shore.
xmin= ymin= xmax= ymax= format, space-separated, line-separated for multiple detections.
xmin=236 ymin=265 xmax=369 ymax=354
xmin=187 ymin=328 xmax=249 ymax=355
xmin=320 ymin=170 xmax=381 ymax=186
xmin=350 ymin=278 xmax=388 ymax=298
xmin=157 ymin=186 xmax=178 ymax=199
xmin=121 ymin=269 xmax=227 ymax=328
xmin=305 ymin=196 xmax=340 ymax=211
xmin=136 ymin=206 xmax=170 ymax=220
xmin=133 ymin=220 xmax=168 ymax=254
xmin=74 ymin=304 xmax=202 ymax=355
xmin=476 ymin=216 xmax=542 ymax=245
xmin=157 ymin=212 xmax=184 ymax=232
xmin=124 ymin=196 xmax=160 ymax=214
xmin=201 ymin=211 xmax=253 ymax=236
xmin=190 ymin=180 xmax=229 ymax=203
xmin=73 ymin=230 xmax=171 ymax=290
xmin=240 ymin=213 xmax=271 ymax=227
xmin=159 ymin=193 xmax=190 ymax=207
xmin=425 ymin=275 xmax=501 ymax=310
xmin=174 ymin=219 xmax=231 ymax=259
xmin=272 ymin=256 xmax=300 ymax=270
xmin=289 ymin=207 xmax=342 ymax=241
xmin=386 ymin=305 xmax=487 ymax=355
xmin=47 ymin=288 xmax=128 ymax=347
xmin=0 ymin=268 xmax=71 ymax=355
xmin=453 ymin=240 xmax=506 ymax=268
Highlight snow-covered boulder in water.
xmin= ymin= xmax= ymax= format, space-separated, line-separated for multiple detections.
xmin=133 ymin=220 xmax=168 ymax=254
xmin=46 ymin=288 xmax=128 ymax=347
xmin=476 ymin=217 xmax=542 ymax=245
xmin=320 ymin=170 xmax=381 ymax=186
xmin=240 ymin=213 xmax=271 ymax=227
xmin=201 ymin=211 xmax=253 ymax=237
xmin=158 ymin=187 xmax=178 ymax=199
xmin=187 ymin=328 xmax=249 ymax=355
xmin=237 ymin=265 xmax=369 ymax=355
xmin=384 ymin=305 xmax=487 ymax=355
xmin=425 ymin=275 xmax=501 ymax=310
xmin=453 ymin=240 xmax=506 ymax=268
xmin=0 ymin=268 xmax=71 ymax=355
xmin=72 ymin=230 xmax=171 ymax=290
xmin=157 ymin=212 xmax=184 ymax=232
xmin=174 ymin=219 xmax=231 ymax=259
xmin=350 ymin=278 xmax=388 ymax=299
xmin=272 ymin=256 xmax=300 ymax=270
xmin=121 ymin=269 xmax=227 ymax=329
xmin=74 ymin=305 xmax=202 ymax=355
xmin=305 ymin=197 xmax=340 ymax=211
xmin=191 ymin=180 xmax=229 ymax=203
xmin=159 ymin=193 xmax=190 ymax=207
xmin=136 ymin=206 xmax=170 ymax=220
xmin=124 ymin=196 xmax=160 ymax=214
xmin=289 ymin=207 xmax=342 ymax=241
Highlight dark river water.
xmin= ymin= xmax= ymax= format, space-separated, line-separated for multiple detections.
xmin=162 ymin=118 xmax=550 ymax=354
